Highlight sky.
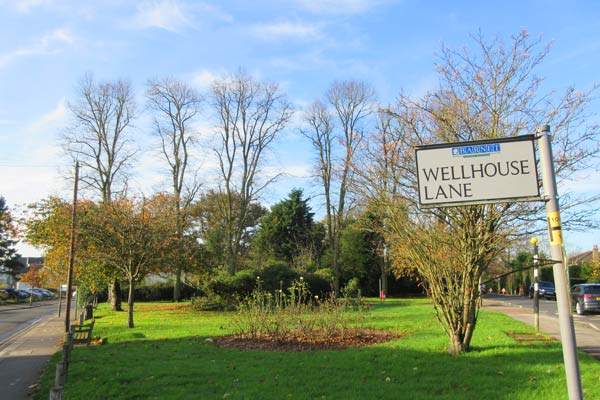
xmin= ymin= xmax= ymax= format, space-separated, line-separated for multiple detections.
xmin=0 ymin=0 xmax=599 ymax=257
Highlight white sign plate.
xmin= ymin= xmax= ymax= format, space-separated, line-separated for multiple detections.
xmin=415 ymin=135 xmax=540 ymax=207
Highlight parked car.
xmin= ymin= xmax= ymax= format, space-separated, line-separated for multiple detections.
xmin=528 ymin=281 xmax=556 ymax=300
xmin=16 ymin=289 xmax=31 ymax=299
xmin=571 ymin=283 xmax=600 ymax=315
xmin=0 ymin=288 xmax=19 ymax=300
xmin=31 ymin=288 xmax=55 ymax=298
xmin=28 ymin=289 xmax=45 ymax=299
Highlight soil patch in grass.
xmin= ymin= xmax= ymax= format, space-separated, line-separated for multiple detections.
xmin=506 ymin=332 xmax=555 ymax=343
xmin=135 ymin=304 xmax=190 ymax=312
xmin=214 ymin=328 xmax=402 ymax=352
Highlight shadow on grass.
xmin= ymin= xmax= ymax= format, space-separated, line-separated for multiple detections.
xmin=49 ymin=333 xmax=600 ymax=400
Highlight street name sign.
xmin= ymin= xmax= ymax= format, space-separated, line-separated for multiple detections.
xmin=415 ymin=135 xmax=540 ymax=208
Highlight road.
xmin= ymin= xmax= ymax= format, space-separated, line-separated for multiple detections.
xmin=486 ymin=294 xmax=600 ymax=330
xmin=483 ymin=294 xmax=600 ymax=361
xmin=0 ymin=300 xmax=63 ymax=344
xmin=0 ymin=299 xmax=73 ymax=399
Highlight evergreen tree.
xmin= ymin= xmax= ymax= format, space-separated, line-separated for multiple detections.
xmin=0 ymin=197 xmax=22 ymax=278
xmin=255 ymin=189 xmax=320 ymax=268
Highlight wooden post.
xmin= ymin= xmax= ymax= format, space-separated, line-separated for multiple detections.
xmin=49 ymin=386 xmax=63 ymax=400
xmin=62 ymin=343 xmax=70 ymax=371
xmin=65 ymin=162 xmax=79 ymax=333
xmin=54 ymin=362 xmax=65 ymax=387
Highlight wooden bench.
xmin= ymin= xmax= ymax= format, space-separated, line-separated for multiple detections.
xmin=71 ymin=319 xmax=95 ymax=345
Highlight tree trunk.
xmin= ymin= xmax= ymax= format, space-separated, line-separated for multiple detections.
xmin=448 ymin=333 xmax=467 ymax=356
xmin=110 ymin=279 xmax=122 ymax=311
xmin=173 ymin=268 xmax=183 ymax=302
xmin=381 ymin=271 xmax=388 ymax=295
xmin=127 ymin=280 xmax=135 ymax=328
xmin=447 ymin=287 xmax=479 ymax=355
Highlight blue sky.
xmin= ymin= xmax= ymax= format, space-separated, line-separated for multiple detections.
xmin=0 ymin=0 xmax=598 ymax=256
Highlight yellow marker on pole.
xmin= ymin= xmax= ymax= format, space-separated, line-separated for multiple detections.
xmin=547 ymin=211 xmax=563 ymax=245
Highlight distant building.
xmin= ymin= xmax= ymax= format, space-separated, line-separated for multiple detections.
xmin=567 ymin=245 xmax=599 ymax=284
xmin=0 ymin=257 xmax=43 ymax=289
xmin=568 ymin=245 xmax=599 ymax=265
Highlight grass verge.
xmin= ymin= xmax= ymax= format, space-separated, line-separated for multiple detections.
xmin=34 ymin=298 xmax=600 ymax=400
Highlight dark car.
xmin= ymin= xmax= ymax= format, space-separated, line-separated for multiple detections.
xmin=0 ymin=288 xmax=19 ymax=300
xmin=528 ymin=281 xmax=556 ymax=300
xmin=571 ymin=283 xmax=600 ymax=315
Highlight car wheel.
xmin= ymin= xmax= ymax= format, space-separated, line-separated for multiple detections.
xmin=575 ymin=301 xmax=585 ymax=315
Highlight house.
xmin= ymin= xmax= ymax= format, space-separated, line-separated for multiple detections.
xmin=568 ymin=245 xmax=599 ymax=265
xmin=567 ymin=245 xmax=599 ymax=284
xmin=0 ymin=257 xmax=43 ymax=289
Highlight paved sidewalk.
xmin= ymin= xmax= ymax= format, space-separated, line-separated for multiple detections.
xmin=483 ymin=297 xmax=600 ymax=361
xmin=0 ymin=315 xmax=68 ymax=399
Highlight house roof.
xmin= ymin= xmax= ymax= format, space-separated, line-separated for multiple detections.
xmin=568 ymin=245 xmax=599 ymax=265
xmin=15 ymin=257 xmax=44 ymax=274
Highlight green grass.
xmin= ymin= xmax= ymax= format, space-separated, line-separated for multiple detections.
xmin=35 ymin=299 xmax=600 ymax=400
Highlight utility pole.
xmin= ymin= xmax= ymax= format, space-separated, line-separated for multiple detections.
xmin=65 ymin=162 xmax=79 ymax=333
xmin=537 ymin=125 xmax=582 ymax=400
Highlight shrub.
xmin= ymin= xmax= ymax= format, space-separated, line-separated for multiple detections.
xmin=190 ymin=293 xmax=236 ymax=311
xmin=205 ymin=270 xmax=257 ymax=301
xmin=118 ymin=282 xmax=198 ymax=302
xmin=257 ymin=262 xmax=300 ymax=292
xmin=341 ymin=277 xmax=361 ymax=298
xmin=193 ymin=266 xmax=332 ymax=313
xmin=230 ymin=278 xmax=370 ymax=341
xmin=203 ymin=266 xmax=331 ymax=300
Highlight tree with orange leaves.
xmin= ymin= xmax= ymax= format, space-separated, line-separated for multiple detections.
xmin=25 ymin=197 xmax=109 ymax=298
xmin=20 ymin=264 xmax=42 ymax=289
xmin=86 ymin=194 xmax=178 ymax=328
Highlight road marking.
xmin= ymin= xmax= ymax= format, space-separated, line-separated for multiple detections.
xmin=0 ymin=317 xmax=45 ymax=362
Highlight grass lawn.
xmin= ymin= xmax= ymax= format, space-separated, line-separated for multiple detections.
xmin=35 ymin=298 xmax=600 ymax=399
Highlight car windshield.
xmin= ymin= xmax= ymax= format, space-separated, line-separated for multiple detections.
xmin=539 ymin=282 xmax=554 ymax=288
xmin=584 ymin=285 xmax=600 ymax=295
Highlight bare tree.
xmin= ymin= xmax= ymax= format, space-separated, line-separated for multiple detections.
xmin=351 ymin=109 xmax=409 ymax=295
xmin=302 ymin=80 xmax=375 ymax=293
xmin=211 ymin=71 xmax=293 ymax=275
xmin=301 ymin=100 xmax=335 ymax=279
xmin=63 ymin=73 xmax=137 ymax=311
xmin=64 ymin=73 xmax=137 ymax=202
xmin=355 ymin=30 xmax=599 ymax=354
xmin=146 ymin=77 xmax=203 ymax=301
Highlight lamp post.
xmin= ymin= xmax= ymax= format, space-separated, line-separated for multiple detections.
xmin=530 ymin=236 xmax=539 ymax=332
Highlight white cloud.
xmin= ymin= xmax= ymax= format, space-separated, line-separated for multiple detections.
xmin=0 ymin=28 xmax=76 ymax=68
xmin=130 ymin=0 xmax=192 ymax=32
xmin=1 ymin=165 xmax=66 ymax=205
xmin=191 ymin=2 xmax=234 ymax=24
xmin=253 ymin=21 xmax=321 ymax=41
xmin=191 ymin=69 xmax=220 ymax=90
xmin=296 ymin=0 xmax=388 ymax=15
xmin=28 ymin=100 xmax=67 ymax=133
xmin=560 ymin=171 xmax=600 ymax=195
xmin=9 ymin=0 xmax=52 ymax=13
xmin=0 ymin=101 xmax=71 ymax=211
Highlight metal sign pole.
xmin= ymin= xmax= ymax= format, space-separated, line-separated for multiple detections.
xmin=537 ymin=125 xmax=582 ymax=400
